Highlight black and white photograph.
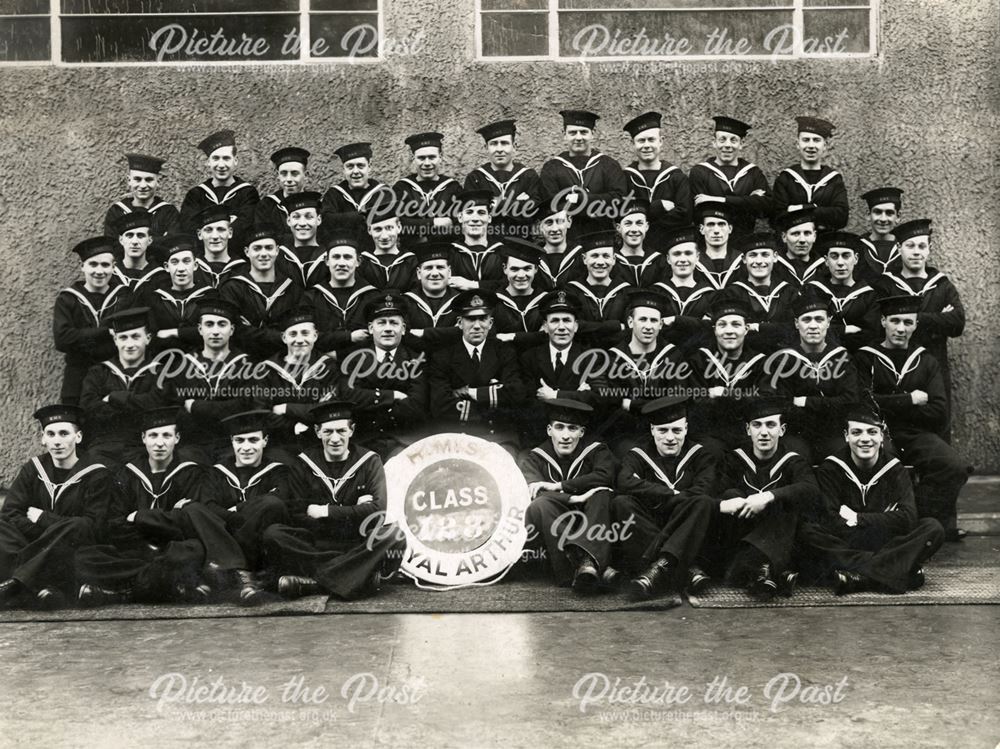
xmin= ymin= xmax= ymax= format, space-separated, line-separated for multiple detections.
xmin=0 ymin=1 xmax=997 ymax=746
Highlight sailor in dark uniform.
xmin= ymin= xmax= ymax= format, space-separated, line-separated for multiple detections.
xmin=535 ymin=196 xmax=585 ymax=290
xmin=255 ymin=146 xmax=310 ymax=245
xmin=622 ymin=110 xmax=691 ymax=248
xmin=858 ymin=186 xmax=904 ymax=283
xmin=160 ymin=297 xmax=253 ymax=463
xmin=449 ymin=189 xmax=505 ymax=290
xmin=74 ymin=406 xmax=250 ymax=606
xmin=799 ymin=405 xmax=945 ymax=594
xmin=0 ymin=405 xmax=111 ymax=610
xmin=612 ymin=200 xmax=665 ymax=288
xmin=599 ymin=289 xmax=689 ymax=454
xmin=565 ymin=230 xmax=630 ymax=346
xmin=220 ymin=225 xmax=303 ymax=361
xmin=694 ymin=205 xmax=744 ymax=291
xmin=304 ymin=236 xmax=379 ymax=352
xmin=540 ymin=110 xmax=628 ymax=242
xmin=278 ymin=191 xmax=328 ymax=289
xmin=491 ymin=238 xmax=549 ymax=344
xmin=729 ymin=233 xmax=798 ymax=353
xmin=763 ymin=290 xmax=860 ymax=463
xmin=705 ymin=398 xmax=817 ymax=598
xmin=392 ymin=131 xmax=461 ymax=245
xmin=179 ymin=130 xmax=259 ymax=248
xmin=612 ymin=396 xmax=716 ymax=601
xmin=653 ymin=226 xmax=716 ymax=353
xmin=402 ymin=243 xmax=461 ymax=351
xmin=875 ymin=219 xmax=965 ymax=437
xmin=807 ymin=231 xmax=881 ymax=351
xmin=772 ymin=116 xmax=848 ymax=232
xmin=79 ymin=307 xmax=166 ymax=465
xmin=464 ymin=119 xmax=541 ymax=241
xmin=426 ymin=290 xmax=526 ymax=447
xmin=194 ymin=206 xmax=245 ymax=289
xmin=686 ymin=297 xmax=768 ymax=460
xmin=519 ymin=399 xmax=617 ymax=592
xmin=688 ymin=116 xmax=771 ymax=240
xmin=854 ymin=295 xmax=972 ymax=540
xmin=772 ymin=206 xmax=825 ymax=289
xmin=54 ymin=236 xmax=130 ymax=404
xmin=205 ymin=410 xmax=293 ymax=604
xmin=322 ymin=142 xmax=393 ymax=248
xmin=360 ymin=206 xmax=417 ymax=291
xmin=261 ymin=402 xmax=407 ymax=600
xmin=337 ymin=293 xmax=427 ymax=459
xmin=254 ymin=310 xmax=342 ymax=453
xmin=113 ymin=211 xmax=165 ymax=295
xmin=141 ymin=235 xmax=214 ymax=353
xmin=104 ymin=153 xmax=179 ymax=238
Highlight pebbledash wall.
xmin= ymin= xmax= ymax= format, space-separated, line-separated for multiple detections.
xmin=0 ymin=0 xmax=997 ymax=485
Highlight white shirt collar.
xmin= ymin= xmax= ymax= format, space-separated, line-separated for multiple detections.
xmin=464 ymin=340 xmax=483 ymax=359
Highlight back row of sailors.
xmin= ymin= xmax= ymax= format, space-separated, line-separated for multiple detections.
xmin=104 ymin=112 xmax=876 ymax=253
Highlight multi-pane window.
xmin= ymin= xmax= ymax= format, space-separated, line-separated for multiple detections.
xmin=0 ymin=0 xmax=381 ymax=64
xmin=478 ymin=0 xmax=876 ymax=60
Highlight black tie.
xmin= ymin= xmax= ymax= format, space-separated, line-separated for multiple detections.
xmin=553 ymin=351 xmax=565 ymax=379
xmin=471 ymin=348 xmax=481 ymax=367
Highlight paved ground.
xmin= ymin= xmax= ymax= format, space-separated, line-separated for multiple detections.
xmin=1 ymin=602 xmax=998 ymax=747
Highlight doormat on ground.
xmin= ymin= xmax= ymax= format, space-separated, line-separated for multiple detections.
xmin=686 ymin=565 xmax=1000 ymax=608
xmin=0 ymin=594 xmax=328 ymax=623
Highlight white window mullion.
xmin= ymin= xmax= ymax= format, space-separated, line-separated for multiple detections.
xmin=299 ymin=0 xmax=310 ymax=61
xmin=792 ymin=0 xmax=804 ymax=56
xmin=548 ymin=0 xmax=559 ymax=58
xmin=50 ymin=0 xmax=60 ymax=64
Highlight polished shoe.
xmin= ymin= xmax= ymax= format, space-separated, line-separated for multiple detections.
xmin=833 ymin=570 xmax=873 ymax=596
xmin=175 ymin=583 xmax=213 ymax=604
xmin=687 ymin=566 xmax=711 ymax=595
xmin=908 ymin=568 xmax=926 ymax=591
xmin=0 ymin=578 xmax=23 ymax=607
xmin=628 ymin=557 xmax=673 ymax=601
xmin=278 ymin=575 xmax=321 ymax=599
xmin=748 ymin=563 xmax=778 ymax=599
xmin=78 ymin=584 xmax=133 ymax=608
xmin=571 ymin=558 xmax=600 ymax=595
xmin=35 ymin=587 xmax=67 ymax=611
xmin=357 ymin=568 xmax=385 ymax=599
xmin=235 ymin=570 xmax=263 ymax=607
xmin=778 ymin=570 xmax=799 ymax=597
xmin=599 ymin=566 xmax=625 ymax=591
xmin=944 ymin=528 xmax=968 ymax=543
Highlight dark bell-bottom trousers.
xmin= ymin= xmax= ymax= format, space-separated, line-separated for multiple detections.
xmin=701 ymin=506 xmax=800 ymax=579
xmin=263 ymin=517 xmax=406 ymax=600
xmin=799 ymin=517 xmax=944 ymax=592
xmin=611 ymin=493 xmax=714 ymax=575
xmin=895 ymin=431 xmax=972 ymax=533
xmin=524 ymin=490 xmax=613 ymax=586
xmin=0 ymin=516 xmax=96 ymax=594
xmin=75 ymin=540 xmax=206 ymax=601
xmin=222 ymin=495 xmax=290 ymax=570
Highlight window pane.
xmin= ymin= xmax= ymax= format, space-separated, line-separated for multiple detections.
xmin=482 ymin=11 xmax=548 ymax=57
xmin=481 ymin=0 xmax=547 ymax=10
xmin=562 ymin=0 xmax=791 ymax=7
xmin=0 ymin=15 xmax=48 ymax=60
xmin=311 ymin=0 xmax=378 ymax=10
xmin=60 ymin=13 xmax=299 ymax=62
xmin=558 ymin=9 xmax=794 ymax=57
xmin=310 ymin=12 xmax=379 ymax=58
xmin=802 ymin=8 xmax=871 ymax=53
xmin=61 ymin=0 xmax=296 ymax=11
xmin=0 ymin=0 xmax=47 ymax=13
xmin=804 ymin=0 xmax=869 ymax=6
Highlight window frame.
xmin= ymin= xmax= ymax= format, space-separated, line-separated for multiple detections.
xmin=0 ymin=0 xmax=384 ymax=66
xmin=475 ymin=0 xmax=878 ymax=62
